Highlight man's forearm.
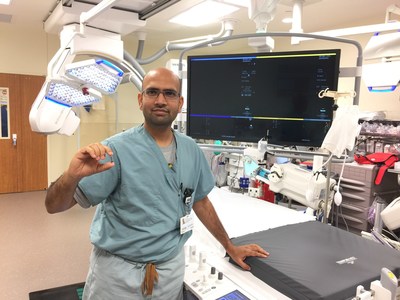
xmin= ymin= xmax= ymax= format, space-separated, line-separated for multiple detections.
xmin=192 ymin=197 xmax=234 ymax=252
xmin=45 ymin=172 xmax=80 ymax=214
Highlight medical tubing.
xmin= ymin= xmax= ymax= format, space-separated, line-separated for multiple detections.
xmin=165 ymin=32 xmax=234 ymax=50
xmin=202 ymin=29 xmax=234 ymax=47
xmin=315 ymin=153 xmax=334 ymax=173
xmin=123 ymin=50 xmax=146 ymax=79
xmin=136 ymin=48 xmax=168 ymax=65
xmin=136 ymin=22 xmax=234 ymax=65
xmin=323 ymin=157 xmax=333 ymax=223
xmin=136 ymin=33 xmax=236 ymax=65
xmin=136 ymin=39 xmax=145 ymax=59
xmin=335 ymin=150 xmax=348 ymax=226
xmin=119 ymin=51 xmax=145 ymax=90
xmin=127 ymin=73 xmax=142 ymax=91
xmin=122 ymin=63 xmax=143 ymax=83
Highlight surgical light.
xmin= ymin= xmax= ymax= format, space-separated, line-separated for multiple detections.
xmin=30 ymin=5 xmax=144 ymax=137
xmin=29 ymin=81 xmax=81 ymax=135
xmin=362 ymin=31 xmax=400 ymax=92
xmin=46 ymin=80 xmax=102 ymax=107
xmin=65 ymin=58 xmax=124 ymax=94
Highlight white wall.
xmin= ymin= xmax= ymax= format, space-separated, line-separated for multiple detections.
xmin=0 ymin=24 xmax=399 ymax=184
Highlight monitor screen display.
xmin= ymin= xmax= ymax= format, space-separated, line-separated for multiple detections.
xmin=186 ymin=49 xmax=341 ymax=147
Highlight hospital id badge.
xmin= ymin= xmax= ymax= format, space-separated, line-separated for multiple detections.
xmin=180 ymin=214 xmax=194 ymax=234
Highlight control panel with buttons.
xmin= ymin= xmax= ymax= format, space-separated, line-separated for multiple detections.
xmin=183 ymin=245 xmax=253 ymax=300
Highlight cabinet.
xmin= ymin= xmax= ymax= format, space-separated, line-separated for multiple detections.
xmin=330 ymin=162 xmax=399 ymax=235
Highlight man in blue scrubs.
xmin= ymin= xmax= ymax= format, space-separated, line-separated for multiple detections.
xmin=45 ymin=67 xmax=269 ymax=299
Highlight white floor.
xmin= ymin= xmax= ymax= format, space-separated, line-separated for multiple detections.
xmin=0 ymin=191 xmax=96 ymax=300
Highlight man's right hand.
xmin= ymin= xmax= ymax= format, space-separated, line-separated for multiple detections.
xmin=45 ymin=143 xmax=114 ymax=214
xmin=67 ymin=143 xmax=115 ymax=180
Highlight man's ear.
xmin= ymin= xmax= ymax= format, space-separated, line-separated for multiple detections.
xmin=178 ymin=96 xmax=184 ymax=112
xmin=138 ymin=94 xmax=143 ymax=111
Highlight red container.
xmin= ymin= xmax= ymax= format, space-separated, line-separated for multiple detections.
xmin=260 ymin=183 xmax=275 ymax=203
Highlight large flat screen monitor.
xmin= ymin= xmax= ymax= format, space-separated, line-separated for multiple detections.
xmin=186 ymin=49 xmax=341 ymax=147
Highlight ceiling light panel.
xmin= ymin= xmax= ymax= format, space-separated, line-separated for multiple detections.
xmin=169 ymin=0 xmax=240 ymax=27
xmin=222 ymin=0 xmax=249 ymax=7
xmin=282 ymin=17 xmax=292 ymax=24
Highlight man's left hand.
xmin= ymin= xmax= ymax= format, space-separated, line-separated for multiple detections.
xmin=227 ymin=244 xmax=269 ymax=271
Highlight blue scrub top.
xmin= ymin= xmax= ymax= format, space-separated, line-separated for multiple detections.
xmin=78 ymin=125 xmax=215 ymax=263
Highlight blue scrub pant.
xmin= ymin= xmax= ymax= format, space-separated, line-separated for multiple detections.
xmin=83 ymin=247 xmax=184 ymax=300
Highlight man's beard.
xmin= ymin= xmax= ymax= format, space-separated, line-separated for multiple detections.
xmin=144 ymin=108 xmax=175 ymax=128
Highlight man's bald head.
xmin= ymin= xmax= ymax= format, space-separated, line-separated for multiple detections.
xmin=142 ymin=68 xmax=181 ymax=92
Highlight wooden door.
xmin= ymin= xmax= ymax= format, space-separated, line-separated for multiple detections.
xmin=0 ymin=74 xmax=19 ymax=192
xmin=0 ymin=73 xmax=47 ymax=193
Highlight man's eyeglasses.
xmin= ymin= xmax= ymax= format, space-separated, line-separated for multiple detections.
xmin=142 ymin=88 xmax=180 ymax=100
